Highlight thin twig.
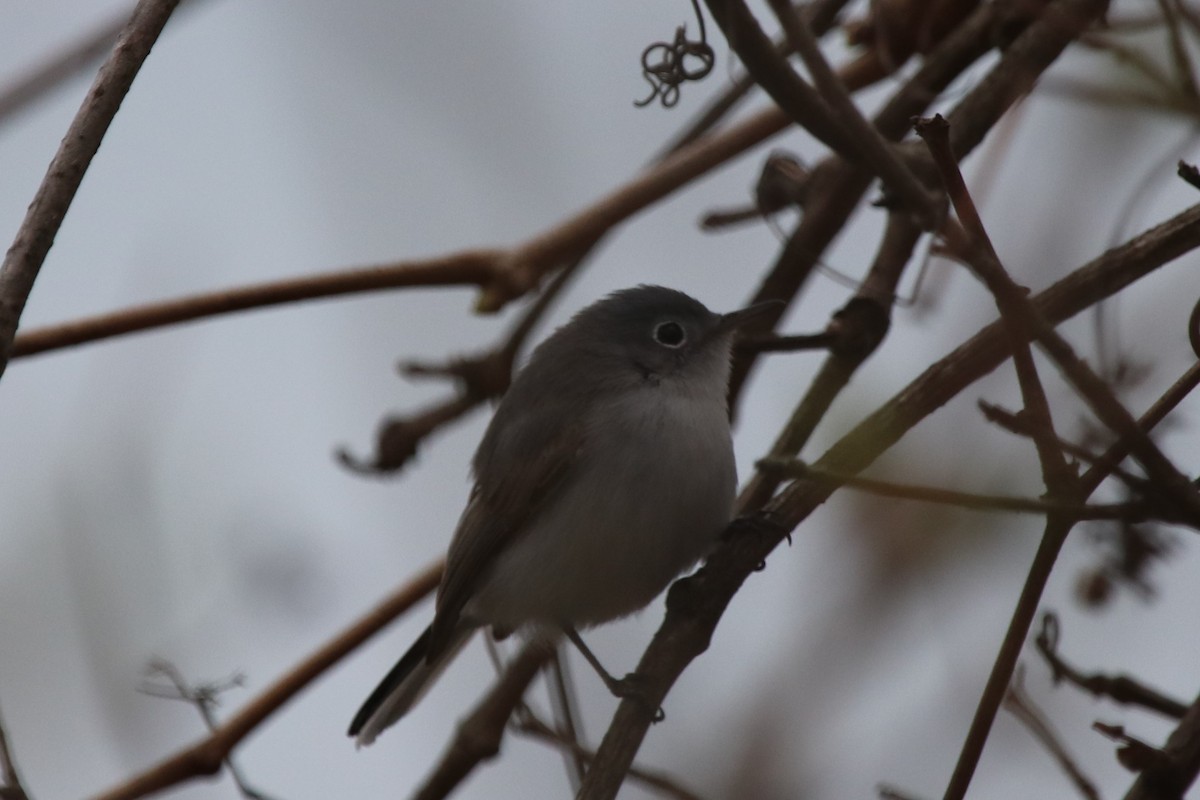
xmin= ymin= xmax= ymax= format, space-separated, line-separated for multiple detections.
xmin=1079 ymin=33 xmax=1185 ymax=105
xmin=89 ymin=561 xmax=442 ymax=800
xmin=977 ymin=401 xmax=1153 ymax=493
xmin=515 ymin=713 xmax=704 ymax=800
xmin=11 ymin=251 xmax=508 ymax=360
xmin=1039 ymin=77 xmax=1189 ymax=116
xmin=1035 ymin=612 xmax=1188 ymax=719
xmin=729 ymin=0 xmax=1001 ymax=403
xmin=1097 ymin=722 xmax=1174 ymax=775
xmin=1004 ymin=671 xmax=1102 ymax=800
xmin=920 ymin=114 xmax=1077 ymax=496
xmin=138 ymin=662 xmax=274 ymax=800
xmin=916 ymin=109 xmax=1141 ymax=800
xmin=0 ymin=0 xmax=183 ymax=380
xmin=0 ymin=704 xmax=30 ymax=800
xmin=735 ymin=331 xmax=836 ymax=353
xmin=0 ymin=6 xmax=130 ymax=126
xmin=1158 ymin=0 xmax=1200 ymax=102
xmin=921 ymin=115 xmax=1200 ymax=529
xmin=546 ymin=652 xmax=586 ymax=791
xmin=738 ymin=215 xmax=916 ymax=509
xmin=761 ymin=459 xmax=1161 ymax=522
xmin=577 ymin=174 xmax=1200 ymax=800
xmin=411 ymin=640 xmax=554 ymax=800
xmin=338 ymin=260 xmax=578 ymax=474
xmin=765 ymin=0 xmax=941 ymax=228
xmin=1179 ymin=160 xmax=1200 ymax=190
xmin=9 ymin=104 xmax=797 ymax=360
xmin=878 ymin=789 xmax=928 ymax=800
xmin=1120 ymin=688 xmax=1200 ymax=799
xmin=701 ymin=0 xmax=848 ymax=152
xmin=1104 ymin=10 xmax=1171 ymax=31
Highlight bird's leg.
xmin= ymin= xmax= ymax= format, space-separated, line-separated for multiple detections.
xmin=562 ymin=626 xmax=665 ymax=722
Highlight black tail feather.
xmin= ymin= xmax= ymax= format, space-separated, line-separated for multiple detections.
xmin=347 ymin=624 xmax=432 ymax=737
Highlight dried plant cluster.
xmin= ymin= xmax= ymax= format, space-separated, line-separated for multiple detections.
xmin=2 ymin=1 xmax=1200 ymax=799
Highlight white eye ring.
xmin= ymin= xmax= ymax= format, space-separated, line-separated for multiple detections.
xmin=653 ymin=321 xmax=686 ymax=348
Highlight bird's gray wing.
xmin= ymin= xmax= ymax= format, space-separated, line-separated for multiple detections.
xmin=426 ymin=412 xmax=584 ymax=659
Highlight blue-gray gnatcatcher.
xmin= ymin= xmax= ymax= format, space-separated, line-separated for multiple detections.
xmin=349 ymin=285 xmax=773 ymax=746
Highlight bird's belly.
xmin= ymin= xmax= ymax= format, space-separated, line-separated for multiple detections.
xmin=466 ymin=395 xmax=735 ymax=629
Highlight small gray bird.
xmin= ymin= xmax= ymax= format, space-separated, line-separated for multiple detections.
xmin=349 ymin=285 xmax=770 ymax=746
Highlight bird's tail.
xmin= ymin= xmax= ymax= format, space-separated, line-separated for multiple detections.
xmin=348 ymin=623 xmax=474 ymax=747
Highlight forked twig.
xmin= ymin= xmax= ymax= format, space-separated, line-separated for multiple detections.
xmin=90 ymin=561 xmax=442 ymax=800
xmin=1004 ymin=669 xmax=1101 ymax=800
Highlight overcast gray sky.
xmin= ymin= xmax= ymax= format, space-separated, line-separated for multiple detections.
xmin=2 ymin=2 xmax=1200 ymax=799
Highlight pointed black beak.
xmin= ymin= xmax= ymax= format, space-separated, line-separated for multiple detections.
xmin=715 ymin=299 xmax=783 ymax=335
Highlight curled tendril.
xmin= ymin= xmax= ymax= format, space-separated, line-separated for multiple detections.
xmin=635 ymin=0 xmax=715 ymax=108
xmin=1036 ymin=611 xmax=1060 ymax=657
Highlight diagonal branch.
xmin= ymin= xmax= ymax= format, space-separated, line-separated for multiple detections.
xmin=412 ymin=640 xmax=554 ymax=800
xmin=0 ymin=704 xmax=30 ymax=800
xmin=701 ymin=0 xmax=848 ymax=152
xmin=11 ymin=251 xmax=506 ymax=359
xmin=89 ymin=560 xmax=442 ymax=800
xmin=338 ymin=261 xmax=578 ymax=474
xmin=1122 ymin=689 xmax=1200 ymax=800
xmin=9 ymin=102 xmax=796 ymax=360
xmin=738 ymin=214 xmax=916 ymax=508
xmin=0 ymin=5 xmax=129 ymax=127
xmin=915 ymin=110 xmax=1082 ymax=800
xmin=1035 ymin=612 xmax=1189 ymax=719
xmin=1004 ymin=673 xmax=1102 ymax=800
xmin=7 ymin=0 xmax=942 ymax=367
xmin=516 ymin=711 xmax=704 ymax=800
xmin=761 ymin=459 xmax=1165 ymax=522
xmin=576 ymin=192 xmax=1200 ymax=799
xmin=764 ymin=0 xmax=942 ymax=227
xmin=0 ymin=0 xmax=183 ymax=381
xmin=919 ymin=114 xmax=1200 ymax=527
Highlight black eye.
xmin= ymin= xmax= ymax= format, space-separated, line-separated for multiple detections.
xmin=653 ymin=321 xmax=686 ymax=348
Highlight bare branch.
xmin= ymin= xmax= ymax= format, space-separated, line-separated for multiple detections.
xmin=515 ymin=712 xmax=704 ymax=800
xmin=90 ymin=561 xmax=442 ymax=800
xmin=0 ymin=704 xmax=30 ymax=800
xmin=9 ymin=102 xmax=798 ymax=360
xmin=738 ymin=216 xmax=915 ymax=510
xmin=978 ymin=402 xmax=1153 ymax=494
xmin=1121 ymin=691 xmax=1200 ymax=800
xmin=6 ymin=0 xmax=942 ymax=367
xmin=735 ymin=331 xmax=836 ymax=354
xmin=1005 ymin=671 xmax=1102 ymax=800
xmin=1157 ymin=0 xmax=1200 ymax=102
xmin=412 ymin=639 xmax=553 ymax=800
xmin=138 ymin=662 xmax=274 ymax=800
xmin=729 ymin=0 xmax=1001 ymax=402
xmin=920 ymin=114 xmax=1200 ymax=528
xmin=0 ymin=0 xmax=183 ymax=380
xmin=764 ymin=0 xmax=941 ymax=227
xmin=700 ymin=0 xmax=847 ymax=152
xmin=578 ymin=195 xmax=1200 ymax=800
xmin=1035 ymin=613 xmax=1189 ymax=719
xmin=0 ymin=7 xmax=127 ymax=127
xmin=544 ymin=652 xmax=586 ymax=791
xmin=761 ymin=459 xmax=1163 ymax=522
xmin=11 ymin=250 xmax=507 ymax=360
xmin=338 ymin=262 xmax=577 ymax=475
